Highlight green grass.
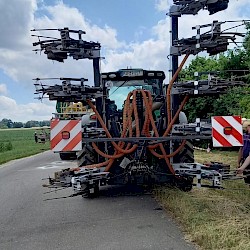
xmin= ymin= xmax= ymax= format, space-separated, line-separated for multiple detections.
xmin=0 ymin=128 xmax=50 ymax=165
xmin=155 ymin=150 xmax=250 ymax=250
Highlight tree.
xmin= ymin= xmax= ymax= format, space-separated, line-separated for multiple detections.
xmin=24 ymin=120 xmax=40 ymax=128
xmin=13 ymin=122 xmax=24 ymax=128
xmin=0 ymin=118 xmax=13 ymax=129
xmin=181 ymin=56 xmax=223 ymax=121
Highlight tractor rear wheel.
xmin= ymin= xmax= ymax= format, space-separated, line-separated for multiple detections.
xmin=175 ymin=140 xmax=194 ymax=192
xmin=59 ymin=152 xmax=77 ymax=160
xmin=82 ymin=183 xmax=99 ymax=198
xmin=77 ymin=144 xmax=96 ymax=167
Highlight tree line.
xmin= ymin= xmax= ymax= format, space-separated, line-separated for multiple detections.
xmin=0 ymin=118 xmax=50 ymax=129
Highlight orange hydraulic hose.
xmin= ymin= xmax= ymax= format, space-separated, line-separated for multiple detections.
xmin=149 ymin=139 xmax=186 ymax=158
xmin=77 ymin=94 xmax=188 ymax=172
xmin=140 ymin=90 xmax=188 ymax=174
xmin=167 ymin=53 xmax=190 ymax=126
xmin=87 ymin=99 xmax=137 ymax=154
xmin=163 ymin=95 xmax=189 ymax=137
xmin=92 ymin=91 xmax=139 ymax=171
xmin=71 ymin=159 xmax=110 ymax=171
xmin=149 ymin=95 xmax=189 ymax=150
xmin=91 ymin=93 xmax=136 ymax=160
xmin=72 ymin=95 xmax=134 ymax=171
xmin=148 ymin=96 xmax=189 ymax=161
xmin=82 ymin=90 xmax=188 ymax=174
xmin=149 ymin=95 xmax=189 ymax=154
xmin=105 ymin=92 xmax=139 ymax=172
xmin=91 ymin=142 xmax=124 ymax=159
xmin=139 ymin=90 xmax=175 ymax=174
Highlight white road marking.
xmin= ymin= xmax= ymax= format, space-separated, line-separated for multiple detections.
xmin=37 ymin=160 xmax=78 ymax=170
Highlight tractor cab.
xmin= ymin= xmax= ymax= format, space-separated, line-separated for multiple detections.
xmin=102 ymin=69 xmax=165 ymax=109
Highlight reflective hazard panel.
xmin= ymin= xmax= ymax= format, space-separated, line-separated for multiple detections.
xmin=50 ymin=119 xmax=82 ymax=152
xmin=211 ymin=116 xmax=243 ymax=147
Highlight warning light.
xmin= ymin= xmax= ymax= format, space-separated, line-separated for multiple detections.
xmin=62 ymin=131 xmax=70 ymax=139
xmin=90 ymin=114 xmax=97 ymax=120
xmin=223 ymin=126 xmax=232 ymax=135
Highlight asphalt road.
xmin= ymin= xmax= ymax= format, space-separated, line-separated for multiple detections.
xmin=0 ymin=151 xmax=196 ymax=250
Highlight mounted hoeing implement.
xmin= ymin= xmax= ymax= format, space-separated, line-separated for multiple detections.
xmin=32 ymin=1 xmax=249 ymax=198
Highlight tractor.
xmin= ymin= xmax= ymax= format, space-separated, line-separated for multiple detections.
xmin=32 ymin=18 xmax=247 ymax=198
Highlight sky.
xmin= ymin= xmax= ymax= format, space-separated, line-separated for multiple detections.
xmin=0 ymin=0 xmax=249 ymax=122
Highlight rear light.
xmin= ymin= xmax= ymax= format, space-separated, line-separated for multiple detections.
xmin=62 ymin=131 xmax=70 ymax=139
xmin=223 ymin=126 xmax=232 ymax=135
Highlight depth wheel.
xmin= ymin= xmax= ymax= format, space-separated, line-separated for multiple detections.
xmin=175 ymin=177 xmax=193 ymax=192
xmin=82 ymin=184 xmax=100 ymax=199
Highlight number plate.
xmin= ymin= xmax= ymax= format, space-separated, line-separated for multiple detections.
xmin=121 ymin=70 xmax=143 ymax=77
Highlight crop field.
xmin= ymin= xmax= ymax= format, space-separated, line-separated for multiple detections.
xmin=155 ymin=150 xmax=250 ymax=250
xmin=0 ymin=128 xmax=50 ymax=165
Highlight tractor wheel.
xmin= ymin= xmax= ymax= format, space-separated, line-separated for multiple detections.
xmin=178 ymin=140 xmax=194 ymax=163
xmin=59 ymin=152 xmax=77 ymax=160
xmin=82 ymin=183 xmax=99 ymax=199
xmin=77 ymin=144 xmax=96 ymax=167
xmin=175 ymin=140 xmax=194 ymax=191
xmin=175 ymin=176 xmax=193 ymax=192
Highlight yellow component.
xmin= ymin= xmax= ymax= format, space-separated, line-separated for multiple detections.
xmin=60 ymin=102 xmax=93 ymax=118
xmin=64 ymin=102 xmax=85 ymax=113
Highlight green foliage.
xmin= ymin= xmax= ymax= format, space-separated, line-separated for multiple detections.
xmin=239 ymin=86 xmax=250 ymax=117
xmin=180 ymin=56 xmax=221 ymax=80
xmin=0 ymin=128 xmax=50 ymax=165
xmin=0 ymin=118 xmax=13 ymax=129
xmin=0 ymin=119 xmax=50 ymax=129
xmin=5 ymin=141 xmax=13 ymax=151
xmin=13 ymin=122 xmax=23 ymax=128
xmin=0 ymin=142 xmax=4 ymax=152
xmin=0 ymin=141 xmax=13 ymax=152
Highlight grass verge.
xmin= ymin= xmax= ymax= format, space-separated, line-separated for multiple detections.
xmin=0 ymin=128 xmax=50 ymax=165
xmin=155 ymin=150 xmax=250 ymax=250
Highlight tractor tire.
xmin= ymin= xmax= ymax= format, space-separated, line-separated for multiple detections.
xmin=59 ymin=152 xmax=77 ymax=160
xmin=178 ymin=140 xmax=194 ymax=163
xmin=82 ymin=183 xmax=99 ymax=199
xmin=175 ymin=176 xmax=193 ymax=192
xmin=175 ymin=140 xmax=194 ymax=192
xmin=77 ymin=144 xmax=96 ymax=167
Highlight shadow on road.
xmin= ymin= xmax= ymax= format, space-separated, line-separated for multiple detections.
xmin=98 ymin=185 xmax=153 ymax=198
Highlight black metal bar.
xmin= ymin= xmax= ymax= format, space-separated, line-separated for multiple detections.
xmin=93 ymin=58 xmax=101 ymax=87
xmin=171 ymin=16 xmax=180 ymax=117
xmin=82 ymin=135 xmax=212 ymax=143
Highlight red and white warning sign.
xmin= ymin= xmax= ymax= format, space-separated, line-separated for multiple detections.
xmin=211 ymin=116 xmax=243 ymax=147
xmin=50 ymin=119 xmax=82 ymax=152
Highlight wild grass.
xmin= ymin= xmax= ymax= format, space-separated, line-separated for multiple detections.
xmin=155 ymin=150 xmax=250 ymax=250
xmin=0 ymin=128 xmax=50 ymax=165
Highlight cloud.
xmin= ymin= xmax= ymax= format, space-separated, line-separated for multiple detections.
xmin=0 ymin=0 xmax=249 ymax=122
xmin=34 ymin=2 xmax=123 ymax=49
xmin=0 ymin=1 xmax=125 ymax=87
xmin=1 ymin=0 xmax=247 ymax=86
xmin=0 ymin=84 xmax=7 ymax=95
xmin=155 ymin=0 xmax=171 ymax=12
xmin=102 ymin=39 xmax=168 ymax=74
xmin=0 ymin=95 xmax=55 ymax=122
xmin=0 ymin=0 xmax=37 ymax=49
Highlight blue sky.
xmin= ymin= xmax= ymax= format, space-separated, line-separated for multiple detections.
xmin=0 ymin=0 xmax=249 ymax=122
